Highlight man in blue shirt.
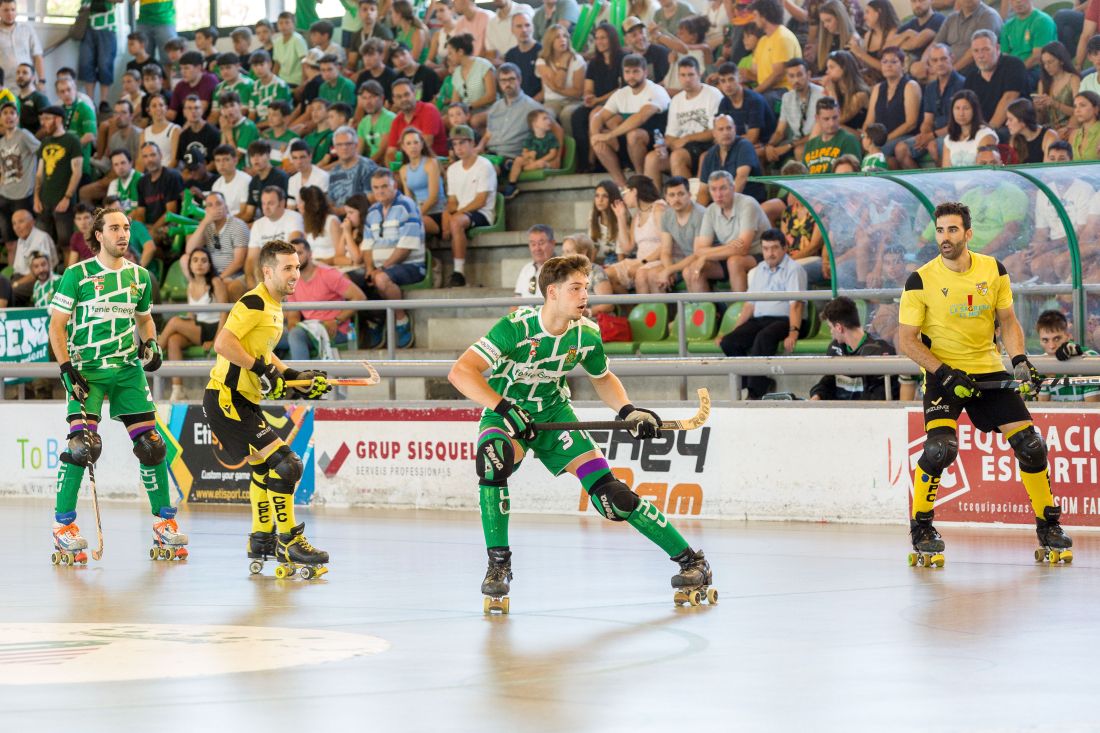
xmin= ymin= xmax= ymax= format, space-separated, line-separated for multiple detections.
xmin=697 ymin=114 xmax=766 ymax=204
xmin=715 ymin=63 xmax=776 ymax=153
xmin=358 ymin=167 xmax=425 ymax=347
xmin=894 ymin=43 xmax=966 ymax=168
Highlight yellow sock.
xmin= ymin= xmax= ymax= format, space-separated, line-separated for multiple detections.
xmin=249 ymin=468 xmax=271 ymax=533
xmin=912 ymin=467 xmax=941 ymax=517
xmin=1021 ymin=468 xmax=1054 ymax=519
xmin=269 ymin=484 xmax=297 ymax=534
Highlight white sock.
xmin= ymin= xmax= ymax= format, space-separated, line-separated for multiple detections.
xmin=454 ymin=259 xmax=466 ymax=274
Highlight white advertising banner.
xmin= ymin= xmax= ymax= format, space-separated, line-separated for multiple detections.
xmin=312 ymin=405 xmax=912 ymax=522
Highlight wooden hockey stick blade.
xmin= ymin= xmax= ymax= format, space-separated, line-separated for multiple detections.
xmin=285 ymin=362 xmax=382 ymax=388
xmin=975 ymin=376 xmax=1098 ymax=391
xmin=535 ymin=388 xmax=711 ymax=432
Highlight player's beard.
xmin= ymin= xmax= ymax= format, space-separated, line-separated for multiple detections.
xmin=938 ymin=238 xmax=966 ymax=260
xmin=100 ymin=238 xmax=129 ymax=262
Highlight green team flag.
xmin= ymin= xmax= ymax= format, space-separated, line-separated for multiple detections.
xmin=0 ymin=307 xmax=51 ymax=384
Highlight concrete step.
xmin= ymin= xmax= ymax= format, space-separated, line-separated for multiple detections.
xmin=506 ymin=172 xmax=603 ymax=232
xmin=427 ymin=241 xmax=529 ymax=289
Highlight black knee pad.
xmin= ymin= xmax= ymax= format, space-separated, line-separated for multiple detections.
xmin=62 ymin=431 xmax=102 ymax=466
xmin=917 ymin=429 xmax=958 ymax=475
xmin=588 ymin=473 xmax=640 ymax=522
xmin=476 ymin=432 xmax=515 ymax=486
xmin=132 ymin=429 xmax=166 ymax=465
xmin=1009 ymin=426 xmax=1047 ymax=472
xmin=266 ymin=446 xmax=303 ymax=495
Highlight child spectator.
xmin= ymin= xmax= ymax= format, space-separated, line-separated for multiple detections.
xmin=255 ymin=20 xmax=275 ymax=55
xmin=308 ymin=20 xmax=347 ymax=66
xmin=250 ymin=50 xmax=294 ymax=128
xmin=861 ymin=122 xmax=888 ymax=170
xmin=1035 ymin=309 xmax=1100 ymax=403
xmin=194 ymin=27 xmax=220 ymax=73
xmin=501 ymin=109 xmax=560 ymax=198
xmin=212 ymin=53 xmax=255 ymax=128
xmin=262 ymin=100 xmax=298 ymax=167
xmin=273 ymin=12 xmax=309 ymax=87
xmin=230 ymin=27 xmax=255 ymax=75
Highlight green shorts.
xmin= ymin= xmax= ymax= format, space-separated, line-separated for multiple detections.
xmin=478 ymin=402 xmax=599 ymax=477
xmin=67 ymin=363 xmax=156 ymax=421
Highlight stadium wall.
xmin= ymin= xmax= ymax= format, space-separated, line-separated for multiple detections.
xmin=7 ymin=402 xmax=1100 ymax=527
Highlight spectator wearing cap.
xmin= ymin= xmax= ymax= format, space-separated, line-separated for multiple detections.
xmin=81 ymin=99 xmax=142 ymax=205
xmin=384 ymin=77 xmax=448 ymax=164
xmin=287 ymin=139 xmax=329 ymax=210
xmin=0 ymin=0 xmax=45 ymax=92
xmin=590 ymin=53 xmax=670 ymax=187
xmin=308 ymin=20 xmax=347 ymax=67
xmin=181 ymin=148 xmax=215 ymax=195
xmin=249 ymin=50 xmax=294 ymax=129
xmin=10 ymin=208 xmax=56 ymax=305
xmin=442 ymin=123 xmax=497 ymax=287
xmin=0 ymin=98 xmax=39 ymax=250
xmin=328 ymin=124 xmax=379 ymax=212
xmin=355 ymin=80 xmax=393 ymax=164
xmin=294 ymin=48 xmax=326 ymax=116
xmin=273 ymin=11 xmax=309 ymax=87
xmin=243 ymin=139 xmax=290 ymax=221
xmin=358 ymin=167 xmax=426 ymax=347
xmin=318 ymin=54 xmax=357 ymax=108
xmin=211 ymin=144 xmax=253 ymax=220
xmin=33 ymin=105 xmax=81 ymax=252
xmin=186 ymin=189 xmax=251 ymax=300
xmin=390 ymin=41 xmax=443 ymax=105
xmin=132 ymin=140 xmax=184 ymax=261
xmin=104 ymin=148 xmax=142 ymax=214
xmin=168 ymin=51 xmax=219 ymax=121
xmin=211 ymin=52 xmax=255 ymax=128
xmin=218 ymin=91 xmax=261 ymax=170
xmin=177 ymin=94 xmax=220 ymax=172
xmin=622 ymin=16 xmax=670 ymax=83
xmin=356 ymin=38 xmax=400 ymax=103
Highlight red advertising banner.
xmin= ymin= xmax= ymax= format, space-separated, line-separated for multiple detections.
xmin=906 ymin=409 xmax=1100 ymax=525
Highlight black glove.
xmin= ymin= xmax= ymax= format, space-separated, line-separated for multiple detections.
xmin=60 ymin=361 xmax=90 ymax=402
xmin=618 ymin=404 xmax=662 ymax=439
xmin=1012 ymin=355 xmax=1043 ymax=396
xmin=251 ymin=357 xmax=287 ymax=399
xmin=934 ymin=364 xmax=978 ymax=403
xmin=138 ymin=338 xmax=162 ymax=372
xmin=1055 ymin=341 xmax=1084 ymax=362
xmin=290 ymin=369 xmax=332 ymax=399
xmin=493 ymin=398 xmax=536 ymax=441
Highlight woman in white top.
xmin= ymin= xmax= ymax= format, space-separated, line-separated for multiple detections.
xmin=426 ymin=0 xmax=458 ymax=76
xmin=942 ymin=89 xmax=997 ymax=168
xmin=535 ymin=24 xmax=586 ymax=133
xmin=159 ymin=248 xmax=227 ymax=401
xmin=605 ymin=175 xmax=669 ymax=293
xmin=141 ymin=94 xmax=181 ymax=168
xmin=299 ymin=185 xmax=349 ymax=264
xmin=588 ymin=180 xmax=626 ymax=264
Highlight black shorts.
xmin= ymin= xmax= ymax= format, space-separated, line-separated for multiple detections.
xmin=465 ymin=210 xmax=491 ymax=229
xmin=198 ymin=320 xmax=219 ymax=343
xmin=922 ymin=370 xmax=1032 ymax=433
xmin=682 ymin=141 xmax=711 ymax=171
xmin=426 ymin=211 xmax=443 ymax=230
xmin=202 ymin=388 xmax=281 ymax=461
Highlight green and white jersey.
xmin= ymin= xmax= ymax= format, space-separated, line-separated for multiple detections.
xmin=1040 ymin=349 xmax=1100 ymax=402
xmin=50 ymin=258 xmax=154 ymax=371
xmin=213 ymin=77 xmax=255 ymax=115
xmin=33 ymin=273 xmax=61 ymax=307
xmin=252 ymin=77 xmax=292 ymax=124
xmin=472 ymin=306 xmax=608 ymax=415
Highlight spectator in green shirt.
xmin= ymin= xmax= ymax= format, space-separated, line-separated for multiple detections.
xmin=212 ymin=52 xmax=255 ymax=128
xmin=218 ymin=90 xmax=260 ymax=170
xmin=56 ymin=76 xmax=97 ymax=178
xmin=249 ymin=50 xmax=294 ymax=129
xmin=273 ymin=11 xmax=309 ymax=87
xmin=318 ymin=54 xmax=357 ymax=108
xmin=802 ymin=97 xmax=861 ymax=174
xmin=262 ymin=100 xmax=299 ymax=167
xmin=135 ymin=0 xmax=178 ymax=62
xmin=33 ymin=105 xmax=82 ymax=251
xmin=1000 ymin=0 xmax=1057 ymax=86
xmin=355 ymin=79 xmax=394 ymax=163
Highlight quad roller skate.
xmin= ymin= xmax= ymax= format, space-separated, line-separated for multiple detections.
xmin=481 ymin=547 xmax=512 ymax=614
xmin=671 ymin=548 xmax=717 ymax=607
xmin=51 ymin=517 xmax=88 ymax=566
xmin=247 ymin=528 xmax=277 ymax=575
xmin=274 ymin=523 xmax=329 ymax=580
xmin=1035 ymin=506 xmax=1073 ymax=565
xmin=151 ymin=507 xmax=189 ymax=561
xmin=908 ymin=511 xmax=945 ymax=568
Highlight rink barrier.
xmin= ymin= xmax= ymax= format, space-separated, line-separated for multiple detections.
xmin=8 ymin=400 xmax=1100 ymax=529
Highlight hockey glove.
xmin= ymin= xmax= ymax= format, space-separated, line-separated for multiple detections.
xmin=251 ymin=357 xmax=287 ymax=399
xmin=1055 ymin=341 xmax=1084 ymax=361
xmin=493 ymin=398 xmax=536 ymax=441
xmin=618 ymin=404 xmax=662 ymax=439
xmin=1012 ymin=355 xmax=1043 ymax=396
xmin=934 ymin=364 xmax=978 ymax=403
xmin=59 ymin=361 xmax=90 ymax=402
xmin=138 ymin=338 xmax=163 ymax=372
xmin=288 ymin=369 xmax=332 ymax=399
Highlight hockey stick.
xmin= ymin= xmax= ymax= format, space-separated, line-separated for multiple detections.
xmin=976 ymin=376 xmax=1100 ymax=391
xmin=285 ymin=360 xmax=382 ymax=388
xmin=534 ymin=388 xmax=711 ymax=432
xmin=78 ymin=398 xmax=104 ymax=562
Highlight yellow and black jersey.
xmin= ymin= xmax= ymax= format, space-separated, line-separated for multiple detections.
xmin=899 ymin=251 xmax=1013 ymax=375
xmin=207 ymin=283 xmax=284 ymax=404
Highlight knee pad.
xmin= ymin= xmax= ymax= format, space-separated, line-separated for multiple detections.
xmin=265 ymin=446 xmax=303 ymax=495
xmin=62 ymin=431 xmax=102 ymax=466
xmin=917 ymin=429 xmax=958 ymax=474
xmin=476 ymin=430 xmax=515 ymax=486
xmin=1009 ymin=426 xmax=1047 ymax=472
xmin=131 ymin=428 xmax=166 ymax=465
xmin=588 ymin=473 xmax=640 ymax=522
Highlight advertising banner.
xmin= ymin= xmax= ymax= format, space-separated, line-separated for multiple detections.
xmin=0 ymin=308 xmax=50 ymax=383
xmin=904 ymin=408 xmax=1100 ymax=526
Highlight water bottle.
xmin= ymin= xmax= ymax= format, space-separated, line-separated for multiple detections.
xmin=653 ymin=129 xmax=666 ymax=150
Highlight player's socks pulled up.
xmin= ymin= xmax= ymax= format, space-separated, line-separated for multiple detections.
xmin=479 ymin=484 xmax=510 ymax=547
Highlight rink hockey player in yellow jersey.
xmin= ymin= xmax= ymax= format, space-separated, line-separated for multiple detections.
xmin=898 ymin=202 xmax=1072 ymax=567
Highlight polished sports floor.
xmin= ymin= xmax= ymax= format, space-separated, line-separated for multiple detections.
xmin=1 ymin=498 xmax=1096 ymax=732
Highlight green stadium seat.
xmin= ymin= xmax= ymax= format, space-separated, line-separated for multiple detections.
xmin=602 ymin=340 xmax=638 ymax=355
xmin=639 ymin=302 xmax=719 ymax=354
xmin=629 ymin=302 xmax=668 ymax=342
xmin=688 ymin=303 xmax=743 ymax=354
xmin=517 ymin=137 xmax=577 ymax=181
xmin=469 ymin=194 xmax=506 ymax=236
xmin=402 ymin=250 xmax=434 ymax=291
xmin=160 ymin=259 xmax=188 ymax=303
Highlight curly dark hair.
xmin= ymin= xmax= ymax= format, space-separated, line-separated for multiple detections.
xmin=933 ymin=201 xmax=971 ymax=232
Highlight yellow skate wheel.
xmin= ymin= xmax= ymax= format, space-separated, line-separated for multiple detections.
xmin=1034 ymin=548 xmax=1044 ymax=562
xmin=706 ymin=587 xmax=719 ymax=605
xmin=274 ymin=565 xmax=289 ymax=579
xmin=60 ymin=552 xmax=71 ymax=566
xmin=907 ymin=553 xmax=918 ymax=567
xmin=1049 ymin=550 xmax=1059 ymax=565
xmin=931 ymin=554 xmax=945 ymax=568
xmin=483 ymin=596 xmax=492 ymax=614
xmin=688 ymin=590 xmax=702 ymax=606
xmin=1061 ymin=550 xmax=1073 ymax=564
xmin=673 ymin=590 xmax=687 ymax=606
xmin=500 ymin=597 xmax=510 ymax=614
